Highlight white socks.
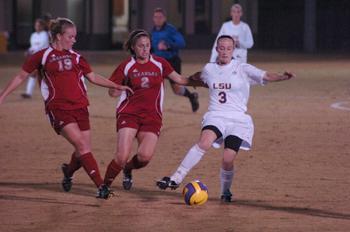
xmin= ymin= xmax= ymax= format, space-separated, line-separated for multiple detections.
xmin=25 ymin=76 xmax=36 ymax=95
xmin=220 ymin=168 xmax=234 ymax=195
xmin=170 ymin=144 xmax=205 ymax=184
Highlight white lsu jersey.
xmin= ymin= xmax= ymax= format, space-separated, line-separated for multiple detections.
xmin=200 ymin=59 xmax=266 ymax=150
xmin=201 ymin=59 xmax=266 ymax=113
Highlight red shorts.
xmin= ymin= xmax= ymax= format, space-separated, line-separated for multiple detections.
xmin=47 ymin=108 xmax=90 ymax=134
xmin=117 ymin=113 xmax=162 ymax=136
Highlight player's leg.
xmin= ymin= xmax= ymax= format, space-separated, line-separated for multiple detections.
xmin=60 ymin=125 xmax=100 ymax=185
xmin=220 ymin=135 xmax=243 ymax=202
xmin=61 ymin=151 xmax=81 ymax=192
xmin=61 ymin=124 xmax=113 ymax=199
xmin=157 ymin=126 xmax=219 ymax=190
xmin=21 ymin=73 xmax=36 ymax=98
xmin=125 ymin=131 xmax=158 ymax=170
xmin=104 ymin=127 xmax=137 ymax=187
xmin=122 ymin=132 xmax=158 ymax=190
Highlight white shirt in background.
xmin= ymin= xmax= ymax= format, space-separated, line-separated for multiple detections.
xmin=210 ymin=21 xmax=254 ymax=63
xmin=29 ymin=31 xmax=49 ymax=54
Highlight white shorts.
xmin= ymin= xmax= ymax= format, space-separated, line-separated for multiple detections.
xmin=202 ymin=111 xmax=254 ymax=150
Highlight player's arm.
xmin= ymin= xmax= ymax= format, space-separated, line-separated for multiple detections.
xmin=85 ymin=72 xmax=133 ymax=94
xmin=0 ymin=70 xmax=29 ymax=104
xmin=168 ymin=71 xmax=208 ymax=88
xmin=238 ymin=27 xmax=254 ymax=49
xmin=169 ymin=28 xmax=186 ymax=50
xmin=263 ymin=71 xmax=295 ymax=82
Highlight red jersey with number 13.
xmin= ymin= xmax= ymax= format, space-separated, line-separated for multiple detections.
xmin=109 ymin=55 xmax=174 ymax=119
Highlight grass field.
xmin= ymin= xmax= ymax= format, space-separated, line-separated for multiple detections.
xmin=0 ymin=50 xmax=350 ymax=232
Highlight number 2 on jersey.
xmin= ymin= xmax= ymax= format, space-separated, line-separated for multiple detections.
xmin=218 ymin=91 xmax=227 ymax=103
xmin=141 ymin=77 xmax=150 ymax=88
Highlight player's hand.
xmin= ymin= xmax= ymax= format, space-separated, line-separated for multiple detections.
xmin=116 ymin=85 xmax=134 ymax=95
xmin=189 ymin=72 xmax=202 ymax=81
xmin=158 ymin=41 xmax=168 ymax=51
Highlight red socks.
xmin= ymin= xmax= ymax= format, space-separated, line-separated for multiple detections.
xmin=67 ymin=152 xmax=82 ymax=177
xmin=104 ymin=159 xmax=123 ymax=187
xmin=79 ymin=152 xmax=103 ymax=188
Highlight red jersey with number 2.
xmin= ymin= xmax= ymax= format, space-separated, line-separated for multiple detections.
xmin=22 ymin=47 xmax=92 ymax=111
xmin=109 ymin=55 xmax=174 ymax=119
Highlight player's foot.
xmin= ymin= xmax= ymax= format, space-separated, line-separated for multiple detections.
xmin=220 ymin=189 xmax=233 ymax=202
xmin=156 ymin=176 xmax=180 ymax=190
xmin=189 ymin=92 xmax=199 ymax=112
xmin=96 ymin=184 xmax=114 ymax=199
xmin=61 ymin=163 xmax=72 ymax=192
xmin=122 ymin=169 xmax=133 ymax=190
xmin=21 ymin=93 xmax=32 ymax=99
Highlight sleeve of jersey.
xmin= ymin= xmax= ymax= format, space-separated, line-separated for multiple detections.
xmin=109 ymin=65 xmax=125 ymax=85
xmin=79 ymin=56 xmax=93 ymax=75
xmin=242 ymin=63 xmax=266 ymax=86
xmin=21 ymin=52 xmax=42 ymax=74
xmin=161 ymin=58 xmax=175 ymax=77
xmin=200 ymin=65 xmax=210 ymax=84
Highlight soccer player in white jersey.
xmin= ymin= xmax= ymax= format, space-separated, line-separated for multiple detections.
xmin=21 ymin=18 xmax=50 ymax=99
xmin=157 ymin=35 xmax=294 ymax=202
xmin=210 ymin=3 xmax=253 ymax=63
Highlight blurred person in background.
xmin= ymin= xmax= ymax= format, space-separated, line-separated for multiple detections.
xmin=210 ymin=3 xmax=253 ymax=63
xmin=21 ymin=18 xmax=50 ymax=99
xmin=151 ymin=7 xmax=199 ymax=112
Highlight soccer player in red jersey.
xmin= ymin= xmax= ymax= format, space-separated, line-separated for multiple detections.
xmin=0 ymin=18 xmax=132 ymax=199
xmin=104 ymin=29 xmax=192 ymax=190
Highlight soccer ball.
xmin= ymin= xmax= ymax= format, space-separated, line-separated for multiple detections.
xmin=182 ymin=180 xmax=208 ymax=205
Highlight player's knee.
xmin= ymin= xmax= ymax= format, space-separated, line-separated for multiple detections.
xmin=74 ymin=136 xmax=90 ymax=154
xmin=114 ymin=151 xmax=130 ymax=167
xmin=136 ymin=151 xmax=152 ymax=163
xmin=114 ymin=156 xmax=127 ymax=168
xmin=222 ymin=160 xmax=234 ymax=171
xmin=223 ymin=152 xmax=236 ymax=164
xmin=197 ymin=141 xmax=211 ymax=152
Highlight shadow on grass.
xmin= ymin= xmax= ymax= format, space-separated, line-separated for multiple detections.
xmin=215 ymin=198 xmax=350 ymax=220
xmin=1 ymin=181 xmax=349 ymax=220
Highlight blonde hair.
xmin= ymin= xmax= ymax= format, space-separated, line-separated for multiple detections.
xmin=49 ymin=17 xmax=75 ymax=42
xmin=231 ymin=3 xmax=242 ymax=12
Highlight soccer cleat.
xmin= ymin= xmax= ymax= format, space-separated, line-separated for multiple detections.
xmin=156 ymin=176 xmax=180 ymax=190
xmin=189 ymin=92 xmax=199 ymax=112
xmin=122 ymin=169 xmax=133 ymax=190
xmin=61 ymin=163 xmax=72 ymax=192
xmin=96 ymin=184 xmax=114 ymax=199
xmin=21 ymin=93 xmax=32 ymax=99
xmin=220 ymin=189 xmax=233 ymax=202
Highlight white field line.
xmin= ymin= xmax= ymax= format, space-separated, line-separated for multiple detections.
xmin=330 ymin=101 xmax=350 ymax=111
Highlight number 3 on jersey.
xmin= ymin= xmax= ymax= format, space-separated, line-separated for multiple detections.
xmin=141 ymin=77 xmax=150 ymax=88
xmin=218 ymin=91 xmax=227 ymax=103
